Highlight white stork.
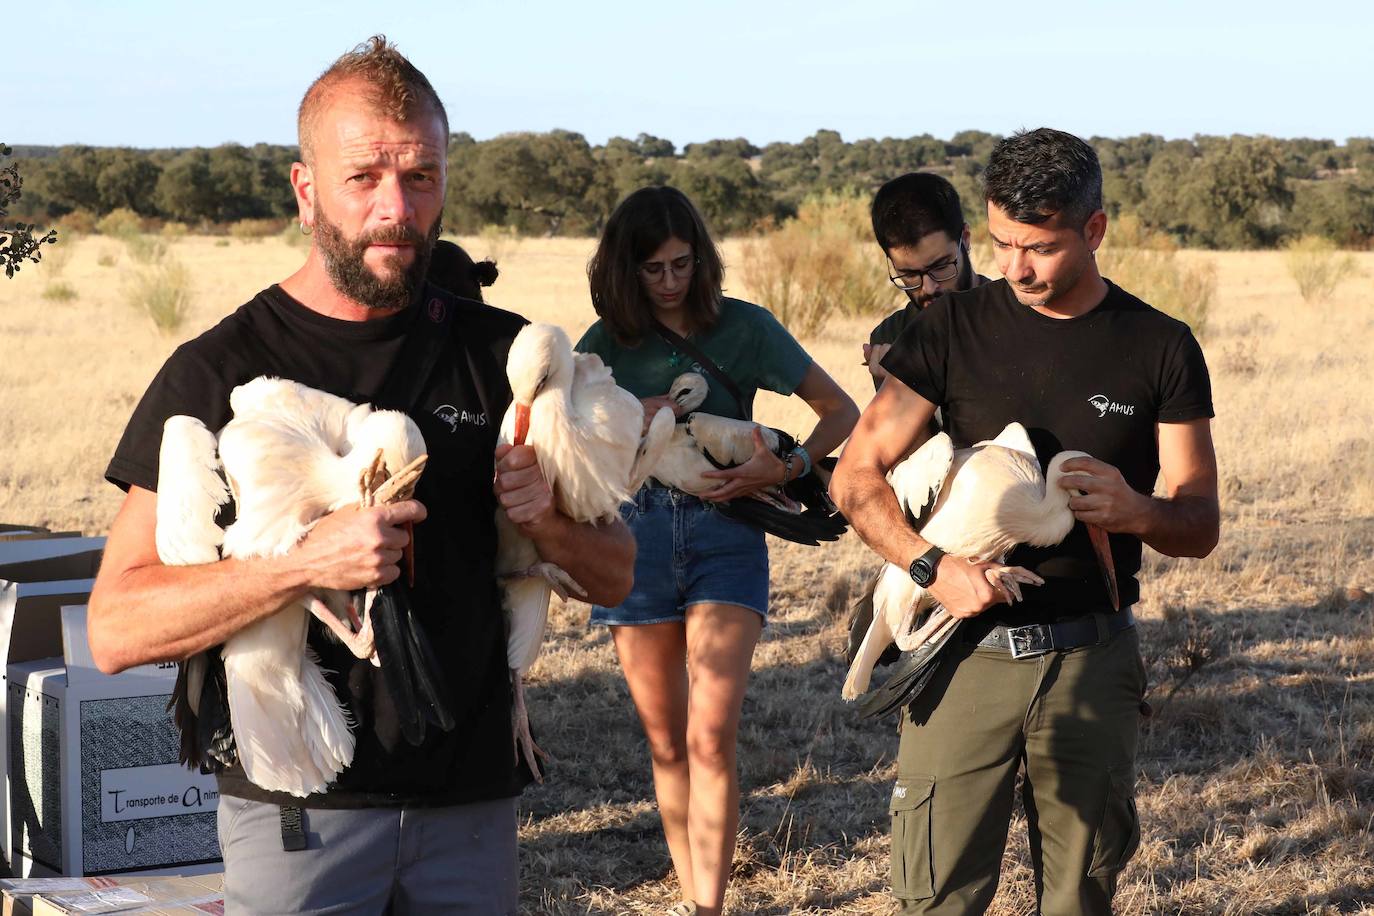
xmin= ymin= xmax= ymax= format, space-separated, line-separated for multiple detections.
xmin=646 ymin=372 xmax=846 ymax=544
xmin=842 ymin=421 xmax=1119 ymax=700
xmin=496 ymin=322 xmax=674 ymax=780
xmin=158 ymin=377 xmax=428 ymax=796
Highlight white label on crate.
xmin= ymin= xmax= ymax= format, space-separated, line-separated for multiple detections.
xmin=46 ymin=887 xmax=155 ymax=911
xmin=98 ymin=763 xmax=220 ymax=823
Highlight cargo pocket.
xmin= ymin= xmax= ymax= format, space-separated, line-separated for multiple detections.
xmin=1088 ymin=765 xmax=1141 ymax=877
xmin=889 ymin=775 xmax=936 ymax=900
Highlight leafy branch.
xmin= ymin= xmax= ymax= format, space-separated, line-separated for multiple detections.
xmin=1 ymin=143 xmax=59 ymax=278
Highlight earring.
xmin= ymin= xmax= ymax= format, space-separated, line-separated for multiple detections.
xmin=300 ymin=221 xmax=313 ymax=236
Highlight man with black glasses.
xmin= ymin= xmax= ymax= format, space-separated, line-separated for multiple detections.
xmin=864 ymin=172 xmax=988 ymax=389
xmin=845 ymin=173 xmax=991 ymax=668
xmin=834 ymin=129 xmax=1218 ymax=914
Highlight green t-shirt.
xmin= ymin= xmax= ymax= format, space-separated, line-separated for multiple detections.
xmin=575 ymin=297 xmax=812 ymax=420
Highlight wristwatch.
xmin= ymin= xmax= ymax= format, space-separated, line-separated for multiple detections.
xmin=908 ymin=545 xmax=945 ymax=587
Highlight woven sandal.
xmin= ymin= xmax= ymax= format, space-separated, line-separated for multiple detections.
xmin=666 ymin=903 xmax=698 ymax=916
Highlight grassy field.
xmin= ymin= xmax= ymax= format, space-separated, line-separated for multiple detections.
xmin=2 ymin=235 xmax=1373 ymax=913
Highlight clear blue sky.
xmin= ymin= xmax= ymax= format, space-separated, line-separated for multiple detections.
xmin=11 ymin=1 xmax=1369 ymax=150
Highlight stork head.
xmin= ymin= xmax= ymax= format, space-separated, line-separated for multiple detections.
xmin=506 ymin=323 xmax=574 ymax=444
xmin=667 ymin=372 xmax=709 ymax=414
xmin=1046 ymin=449 xmax=1121 ymax=612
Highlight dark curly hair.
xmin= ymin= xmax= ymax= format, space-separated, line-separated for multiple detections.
xmin=982 ymin=128 xmax=1102 ymax=229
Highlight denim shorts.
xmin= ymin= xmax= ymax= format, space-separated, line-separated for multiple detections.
xmin=590 ymin=485 xmax=769 ymax=626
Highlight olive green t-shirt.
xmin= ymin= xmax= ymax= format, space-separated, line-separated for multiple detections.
xmin=575 ymin=297 xmax=812 ymax=420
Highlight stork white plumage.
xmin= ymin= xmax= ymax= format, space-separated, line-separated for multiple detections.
xmin=647 ymin=372 xmax=847 ymax=545
xmin=842 ymin=421 xmax=1119 ymax=700
xmin=496 ymin=322 xmax=674 ymax=780
xmin=157 ymin=376 xmax=428 ymax=796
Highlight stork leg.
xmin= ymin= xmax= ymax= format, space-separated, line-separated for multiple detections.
xmin=983 ymin=565 xmax=1044 ymax=604
xmin=305 ymin=593 xmax=377 ymax=661
xmin=501 ymin=562 xmax=588 ymax=601
xmin=511 ymin=668 xmax=550 ymax=782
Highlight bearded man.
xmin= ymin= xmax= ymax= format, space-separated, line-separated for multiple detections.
xmin=864 ymin=172 xmax=989 ymax=389
xmin=89 ymin=36 xmax=633 ymax=914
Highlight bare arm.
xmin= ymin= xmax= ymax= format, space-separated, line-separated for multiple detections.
xmin=1059 ymin=418 xmax=1220 ymax=558
xmin=88 ymin=486 xmax=425 ymax=675
xmin=494 ymin=443 xmax=635 ymax=606
xmin=700 ymin=360 xmax=860 ymax=501
xmin=830 ymin=377 xmax=1017 ymax=618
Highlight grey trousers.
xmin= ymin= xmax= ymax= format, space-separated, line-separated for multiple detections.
xmin=217 ymin=794 xmax=519 ymax=915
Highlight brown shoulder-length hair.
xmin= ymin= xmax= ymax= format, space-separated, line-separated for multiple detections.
xmin=587 ymin=186 xmax=725 ymax=346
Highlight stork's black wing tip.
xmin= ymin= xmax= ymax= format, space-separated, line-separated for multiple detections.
xmin=372 ymin=581 xmax=458 ymax=746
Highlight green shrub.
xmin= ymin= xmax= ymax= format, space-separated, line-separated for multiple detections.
xmin=1097 ymin=214 xmax=1216 ymax=338
xmin=96 ymin=207 xmax=144 ymax=239
xmin=229 ymin=218 xmax=285 ymax=242
xmin=478 ymin=223 xmax=520 ymax=264
xmin=160 ymin=221 xmax=190 ymax=240
xmin=739 ymin=191 xmax=898 ymax=336
xmin=57 ymin=209 xmax=98 ymax=236
xmin=41 ymin=281 xmax=77 ymax=302
xmin=125 ymin=235 xmax=167 ymax=265
xmin=41 ymin=240 xmax=73 ymax=278
xmin=125 ymin=257 xmax=193 ymax=333
xmin=1284 ymin=234 xmax=1359 ymax=303
xmin=280 ymin=222 xmax=308 ymax=247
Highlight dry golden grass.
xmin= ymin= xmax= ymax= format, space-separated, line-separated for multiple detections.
xmin=3 ymin=236 xmax=1373 ymax=913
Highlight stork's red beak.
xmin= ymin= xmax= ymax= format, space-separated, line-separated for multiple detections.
xmin=1086 ymin=523 xmax=1120 ymax=611
xmin=513 ymin=403 xmax=531 ymax=447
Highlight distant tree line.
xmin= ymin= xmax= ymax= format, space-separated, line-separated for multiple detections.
xmin=10 ymin=130 xmax=1374 ymax=248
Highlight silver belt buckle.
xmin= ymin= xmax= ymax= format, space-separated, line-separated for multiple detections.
xmin=1007 ymin=624 xmax=1053 ymax=659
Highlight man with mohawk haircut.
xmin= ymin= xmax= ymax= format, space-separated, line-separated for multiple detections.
xmin=90 ymin=36 xmax=632 ymax=913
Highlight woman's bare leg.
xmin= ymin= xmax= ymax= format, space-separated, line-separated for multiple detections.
xmin=611 ymin=622 xmax=695 ymax=904
xmin=682 ymin=603 xmax=763 ymax=916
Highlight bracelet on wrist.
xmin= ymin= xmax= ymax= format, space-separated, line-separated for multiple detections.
xmin=781 ymin=452 xmax=795 ymax=484
xmin=793 ymin=444 xmax=812 ymax=478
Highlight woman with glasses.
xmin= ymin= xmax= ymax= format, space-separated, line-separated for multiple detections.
xmin=577 ymin=186 xmax=858 ymax=916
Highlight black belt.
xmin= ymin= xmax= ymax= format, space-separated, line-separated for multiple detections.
xmin=971 ymin=607 xmax=1135 ymax=659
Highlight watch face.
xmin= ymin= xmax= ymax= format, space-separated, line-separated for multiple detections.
xmin=910 ymin=559 xmax=933 ymax=586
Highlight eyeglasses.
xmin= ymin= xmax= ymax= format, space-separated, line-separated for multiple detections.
xmin=888 ymin=257 xmax=959 ymax=292
xmin=639 ymin=254 xmax=698 ymax=285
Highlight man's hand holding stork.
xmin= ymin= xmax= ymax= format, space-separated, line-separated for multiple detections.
xmin=1055 ymin=421 xmax=1219 ymax=561
xmin=493 ymin=442 xmax=636 ymax=607
xmin=296 ymin=499 xmax=427 ymax=592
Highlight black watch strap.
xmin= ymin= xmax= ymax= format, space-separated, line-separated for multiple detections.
xmin=908 ymin=545 xmax=946 ymax=587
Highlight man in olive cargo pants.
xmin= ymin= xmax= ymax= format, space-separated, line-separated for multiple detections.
xmin=831 ymin=128 xmax=1220 ymax=915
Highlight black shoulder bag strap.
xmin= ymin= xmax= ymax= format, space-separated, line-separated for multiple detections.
xmin=650 ymin=319 xmax=750 ymax=420
xmin=373 ymin=286 xmax=457 ymax=413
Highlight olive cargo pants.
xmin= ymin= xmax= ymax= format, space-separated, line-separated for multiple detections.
xmin=890 ymin=624 xmax=1145 ymax=915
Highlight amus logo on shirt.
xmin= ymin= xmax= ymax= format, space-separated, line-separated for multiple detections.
xmin=433 ymin=404 xmax=488 ymax=431
xmin=1088 ymin=394 xmax=1136 ymax=418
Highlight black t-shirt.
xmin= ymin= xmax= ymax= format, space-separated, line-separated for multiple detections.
xmin=881 ymin=278 xmax=1213 ymax=624
xmin=106 ymin=283 xmax=533 ymax=808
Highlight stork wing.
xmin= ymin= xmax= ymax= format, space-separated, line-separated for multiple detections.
xmin=629 ymin=406 xmax=676 ymax=492
xmin=683 ymin=412 xmax=781 ymax=466
xmin=973 ymin=421 xmax=1036 ymax=458
xmin=156 ymin=416 xmax=230 ymax=566
xmin=887 ymin=432 xmax=954 ymax=521
xmin=156 ymin=416 xmax=232 ymax=767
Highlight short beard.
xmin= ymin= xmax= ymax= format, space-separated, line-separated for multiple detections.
xmin=913 ymin=241 xmax=976 ymax=309
xmin=313 ymin=204 xmax=441 ymax=311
